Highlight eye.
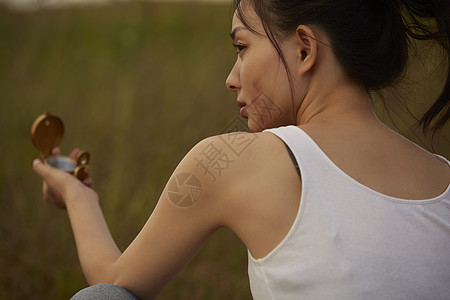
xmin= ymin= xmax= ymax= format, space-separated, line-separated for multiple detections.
xmin=232 ymin=43 xmax=247 ymax=55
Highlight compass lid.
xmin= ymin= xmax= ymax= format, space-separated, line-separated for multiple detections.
xmin=31 ymin=112 xmax=64 ymax=156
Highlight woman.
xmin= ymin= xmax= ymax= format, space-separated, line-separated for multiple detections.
xmin=33 ymin=0 xmax=450 ymax=299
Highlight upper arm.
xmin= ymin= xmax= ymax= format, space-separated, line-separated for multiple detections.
xmin=108 ymin=134 xmax=246 ymax=299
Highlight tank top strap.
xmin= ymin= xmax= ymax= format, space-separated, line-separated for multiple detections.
xmin=264 ymin=125 xmax=332 ymax=179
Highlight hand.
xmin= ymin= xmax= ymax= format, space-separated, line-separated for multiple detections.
xmin=32 ymin=148 xmax=97 ymax=209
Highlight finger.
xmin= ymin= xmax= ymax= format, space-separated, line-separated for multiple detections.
xmin=43 ymin=181 xmax=56 ymax=202
xmin=52 ymin=147 xmax=61 ymax=156
xmin=33 ymin=158 xmax=49 ymax=178
xmin=83 ymin=168 xmax=90 ymax=178
xmin=43 ymin=182 xmax=66 ymax=209
xmin=33 ymin=158 xmax=65 ymax=180
xmin=81 ymin=168 xmax=93 ymax=187
xmin=70 ymin=148 xmax=81 ymax=160
xmin=83 ymin=177 xmax=93 ymax=188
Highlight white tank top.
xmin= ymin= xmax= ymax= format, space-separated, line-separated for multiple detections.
xmin=248 ymin=126 xmax=450 ymax=300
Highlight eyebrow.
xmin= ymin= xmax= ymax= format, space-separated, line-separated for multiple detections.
xmin=229 ymin=26 xmax=247 ymax=42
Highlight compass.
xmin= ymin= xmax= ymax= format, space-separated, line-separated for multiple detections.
xmin=31 ymin=112 xmax=90 ymax=181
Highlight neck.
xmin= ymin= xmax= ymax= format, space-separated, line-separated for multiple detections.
xmin=296 ymin=77 xmax=377 ymax=126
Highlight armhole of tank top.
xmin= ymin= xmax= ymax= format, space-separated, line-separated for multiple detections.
xmin=434 ymin=154 xmax=450 ymax=166
xmin=249 ymin=129 xmax=306 ymax=263
xmin=284 ymin=142 xmax=301 ymax=179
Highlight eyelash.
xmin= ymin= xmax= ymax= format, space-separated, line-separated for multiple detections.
xmin=232 ymin=43 xmax=246 ymax=55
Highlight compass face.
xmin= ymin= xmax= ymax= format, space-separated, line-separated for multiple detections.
xmin=46 ymin=156 xmax=76 ymax=171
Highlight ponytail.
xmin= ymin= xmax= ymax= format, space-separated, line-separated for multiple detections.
xmin=401 ymin=0 xmax=450 ymax=133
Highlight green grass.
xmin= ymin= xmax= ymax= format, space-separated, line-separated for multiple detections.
xmin=0 ymin=2 xmax=249 ymax=299
xmin=0 ymin=1 xmax=448 ymax=299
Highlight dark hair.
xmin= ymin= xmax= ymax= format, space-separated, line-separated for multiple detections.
xmin=234 ymin=0 xmax=450 ymax=134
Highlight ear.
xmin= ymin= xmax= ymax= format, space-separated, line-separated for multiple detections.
xmin=295 ymin=25 xmax=318 ymax=74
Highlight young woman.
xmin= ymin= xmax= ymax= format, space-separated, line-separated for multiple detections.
xmin=33 ymin=0 xmax=450 ymax=299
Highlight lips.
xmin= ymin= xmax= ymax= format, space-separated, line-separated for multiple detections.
xmin=237 ymin=101 xmax=246 ymax=108
xmin=237 ymin=101 xmax=248 ymax=118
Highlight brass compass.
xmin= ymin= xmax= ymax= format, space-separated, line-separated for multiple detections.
xmin=31 ymin=112 xmax=90 ymax=180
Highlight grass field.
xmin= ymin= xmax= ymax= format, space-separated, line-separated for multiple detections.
xmin=0 ymin=1 xmax=448 ymax=299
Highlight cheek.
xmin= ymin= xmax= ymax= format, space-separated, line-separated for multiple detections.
xmin=240 ymin=59 xmax=265 ymax=92
xmin=243 ymin=58 xmax=295 ymax=130
xmin=241 ymin=50 xmax=286 ymax=95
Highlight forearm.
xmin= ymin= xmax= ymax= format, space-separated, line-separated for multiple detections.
xmin=65 ymin=187 xmax=121 ymax=285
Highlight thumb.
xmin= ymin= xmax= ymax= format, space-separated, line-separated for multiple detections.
xmin=32 ymin=158 xmax=49 ymax=178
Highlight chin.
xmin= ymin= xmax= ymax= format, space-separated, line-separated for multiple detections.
xmin=247 ymin=119 xmax=278 ymax=132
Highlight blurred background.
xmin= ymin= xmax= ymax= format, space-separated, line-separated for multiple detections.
xmin=0 ymin=0 xmax=448 ymax=299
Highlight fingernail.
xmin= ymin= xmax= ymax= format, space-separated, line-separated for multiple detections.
xmin=33 ymin=159 xmax=41 ymax=166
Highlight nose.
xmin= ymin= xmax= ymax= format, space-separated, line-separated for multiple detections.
xmin=226 ymin=60 xmax=241 ymax=92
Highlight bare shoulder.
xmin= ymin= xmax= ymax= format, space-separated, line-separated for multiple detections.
xmin=181 ymin=131 xmax=302 ymax=258
xmin=183 ymin=130 xmax=297 ymax=185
